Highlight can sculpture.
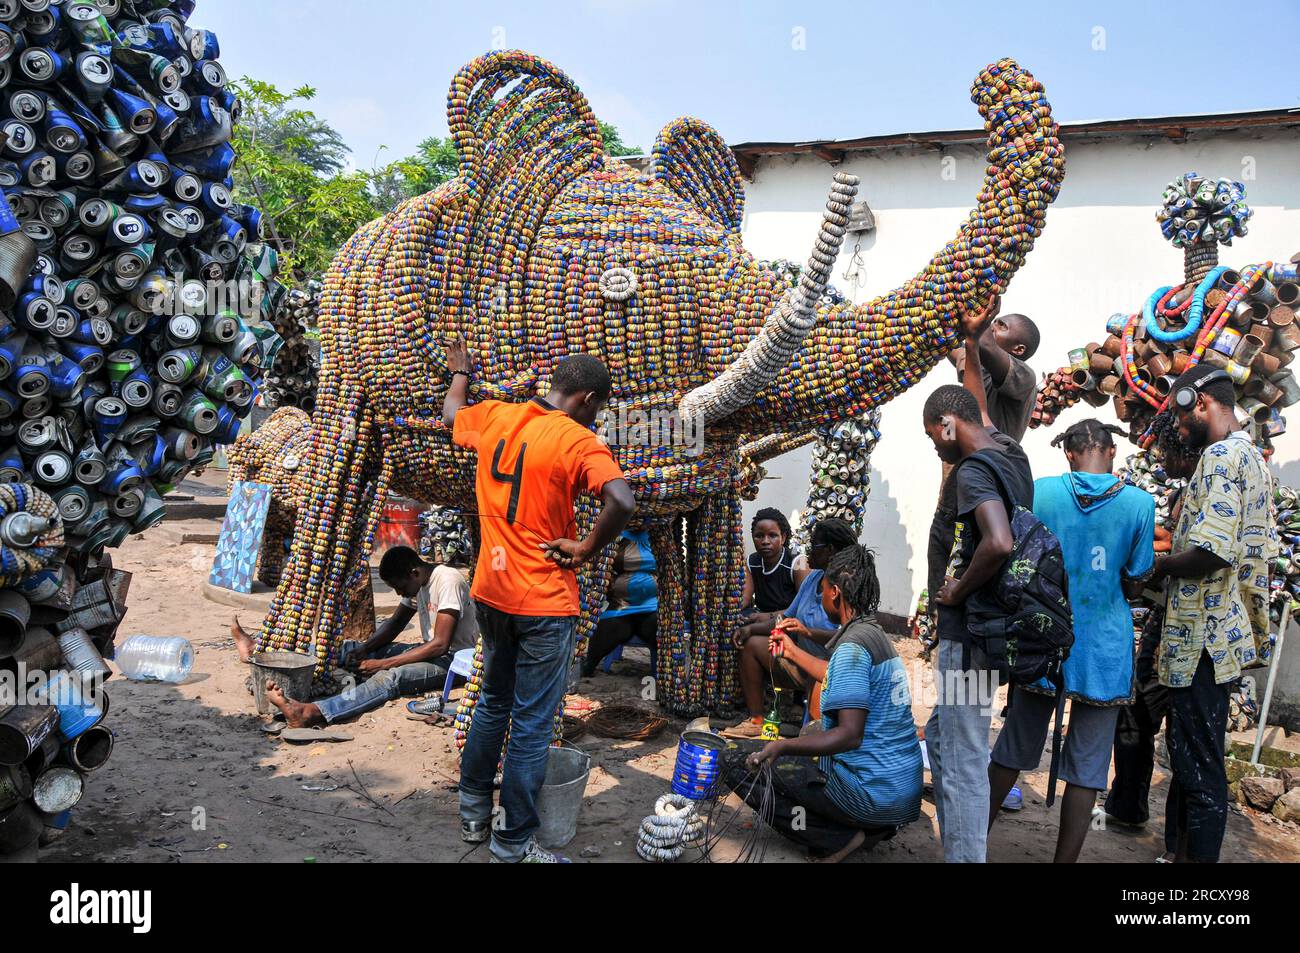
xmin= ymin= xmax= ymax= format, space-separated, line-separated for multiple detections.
xmin=1028 ymin=175 xmax=1299 ymax=657
xmin=259 ymin=51 xmax=1065 ymax=716
xmin=0 ymin=1 xmax=268 ymax=857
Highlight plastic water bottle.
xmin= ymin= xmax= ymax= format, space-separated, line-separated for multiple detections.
xmin=115 ymin=636 xmax=194 ymax=683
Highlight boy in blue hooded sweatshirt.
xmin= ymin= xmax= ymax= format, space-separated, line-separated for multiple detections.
xmin=988 ymin=418 xmax=1155 ymax=862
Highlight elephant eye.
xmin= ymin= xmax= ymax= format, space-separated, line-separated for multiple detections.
xmin=598 ymin=266 xmax=637 ymax=302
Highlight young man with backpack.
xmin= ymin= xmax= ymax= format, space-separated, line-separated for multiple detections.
xmin=988 ymin=419 xmax=1154 ymax=862
xmin=923 ymin=363 xmax=1034 ymax=863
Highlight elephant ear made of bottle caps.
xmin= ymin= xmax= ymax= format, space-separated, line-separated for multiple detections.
xmin=0 ymin=1 xmax=275 ymax=562
xmin=258 ymin=50 xmax=1065 ymax=710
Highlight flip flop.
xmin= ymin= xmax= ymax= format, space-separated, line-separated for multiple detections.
xmin=280 ymin=727 xmax=354 ymax=743
xmin=260 ymin=720 xmax=285 ymax=735
xmin=406 ymin=697 xmax=444 ymax=717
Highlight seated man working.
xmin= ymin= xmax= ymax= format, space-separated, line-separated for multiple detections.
xmin=235 ymin=534 xmax=478 ymax=727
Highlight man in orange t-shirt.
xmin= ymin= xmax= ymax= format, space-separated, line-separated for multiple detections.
xmin=443 ymin=340 xmax=634 ymax=863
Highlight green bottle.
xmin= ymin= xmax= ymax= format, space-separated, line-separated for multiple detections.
xmin=761 ymin=688 xmax=783 ymax=740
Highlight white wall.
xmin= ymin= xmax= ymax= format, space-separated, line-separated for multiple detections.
xmin=739 ymin=128 xmax=1300 ymax=617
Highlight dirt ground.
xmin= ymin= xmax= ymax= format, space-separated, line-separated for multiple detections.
xmin=38 ymin=506 xmax=1300 ymax=864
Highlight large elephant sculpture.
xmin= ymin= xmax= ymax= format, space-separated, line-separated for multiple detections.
xmin=257 ymin=50 xmax=1065 ymax=714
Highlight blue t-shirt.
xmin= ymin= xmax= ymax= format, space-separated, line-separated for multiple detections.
xmin=1031 ymin=472 xmax=1155 ymax=704
xmin=785 ymin=569 xmax=834 ymax=660
xmin=818 ymin=617 xmax=923 ymax=827
xmin=603 ymin=529 xmax=657 ymax=619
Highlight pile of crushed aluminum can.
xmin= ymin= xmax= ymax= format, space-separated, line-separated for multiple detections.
xmin=261 ymin=281 xmax=319 ymax=412
xmin=0 ymin=0 xmax=268 ymax=860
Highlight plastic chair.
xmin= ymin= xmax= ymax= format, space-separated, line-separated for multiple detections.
xmin=439 ymin=646 xmax=477 ymax=709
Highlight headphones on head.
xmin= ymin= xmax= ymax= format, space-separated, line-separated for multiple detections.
xmin=1172 ymin=368 xmax=1231 ymax=411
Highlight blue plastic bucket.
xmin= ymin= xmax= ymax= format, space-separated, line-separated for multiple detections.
xmin=672 ymin=729 xmax=730 ymax=800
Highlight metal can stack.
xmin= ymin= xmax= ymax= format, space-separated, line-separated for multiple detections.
xmin=0 ymin=2 xmax=267 ymax=858
xmin=1031 ymin=366 xmax=1087 ymax=428
xmin=0 ymin=1 xmax=273 ymax=559
xmin=1031 ymin=177 xmax=1299 ymax=451
xmin=0 ymin=489 xmax=129 ymax=858
xmin=1271 ymin=485 xmax=1300 ymax=626
xmin=416 ymin=504 xmax=470 ymax=565
xmin=261 ymin=282 xmax=319 ymax=412
xmin=795 ymin=410 xmax=880 ymax=545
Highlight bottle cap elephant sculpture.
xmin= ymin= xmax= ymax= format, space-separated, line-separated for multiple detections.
xmin=257 ymin=50 xmax=1065 ymax=715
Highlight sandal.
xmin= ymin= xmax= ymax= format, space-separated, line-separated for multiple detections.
xmin=280 ymin=727 xmax=354 ymax=743
xmin=720 ymin=718 xmax=765 ymax=739
xmin=406 ymin=697 xmax=445 ymax=717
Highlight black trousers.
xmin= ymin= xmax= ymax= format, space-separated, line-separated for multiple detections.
xmin=1105 ymin=623 xmax=1173 ymax=849
xmin=1165 ymin=649 xmax=1232 ymax=862
xmin=582 ymin=610 xmax=657 ymax=676
xmin=720 ymin=742 xmax=895 ymax=857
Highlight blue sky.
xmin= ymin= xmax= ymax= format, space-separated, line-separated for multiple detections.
xmin=200 ymin=0 xmax=1300 ymax=169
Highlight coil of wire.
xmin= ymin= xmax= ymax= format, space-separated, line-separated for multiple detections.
xmin=636 ymin=793 xmax=705 ymax=862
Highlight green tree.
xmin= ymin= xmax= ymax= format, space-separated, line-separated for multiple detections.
xmin=599 ymin=121 xmax=641 ymax=157
xmin=230 ymin=78 xmax=383 ymax=276
xmin=370 ymin=136 xmax=459 ymax=212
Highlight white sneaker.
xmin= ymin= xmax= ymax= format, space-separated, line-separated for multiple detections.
xmin=489 ymin=838 xmax=571 ymax=863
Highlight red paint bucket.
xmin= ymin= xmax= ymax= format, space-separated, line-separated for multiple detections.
xmin=374 ymin=497 xmax=423 ymax=555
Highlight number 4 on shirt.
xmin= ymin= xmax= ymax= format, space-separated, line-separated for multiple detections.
xmin=491 ymin=439 xmax=527 ymax=524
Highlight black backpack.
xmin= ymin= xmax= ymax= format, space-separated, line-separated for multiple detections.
xmin=957 ymin=451 xmax=1078 ymax=804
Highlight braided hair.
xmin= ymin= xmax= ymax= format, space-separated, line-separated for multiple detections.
xmin=824 ymin=545 xmax=881 ymax=616
xmin=810 ymin=517 xmax=858 ymax=551
xmin=1050 ymin=418 xmax=1127 ymax=454
xmin=1150 ymin=410 xmax=1197 ymax=469
xmin=751 ymin=507 xmax=792 ymax=541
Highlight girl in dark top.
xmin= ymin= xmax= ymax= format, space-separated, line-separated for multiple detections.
xmin=728 ymin=518 xmax=858 ymax=737
xmin=740 ymin=507 xmax=804 ymax=615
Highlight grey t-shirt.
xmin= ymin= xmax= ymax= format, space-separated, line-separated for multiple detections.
xmin=978 ymin=359 xmax=1036 ymax=443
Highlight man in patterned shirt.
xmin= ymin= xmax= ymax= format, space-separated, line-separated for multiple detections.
xmin=1150 ymin=365 xmax=1276 ymax=862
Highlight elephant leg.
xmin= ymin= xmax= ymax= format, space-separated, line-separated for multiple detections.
xmin=650 ymin=518 xmax=690 ymax=714
xmin=689 ymin=486 xmax=744 ymax=714
xmin=573 ymin=494 xmax=615 ymax=668
xmin=257 ymin=510 xmax=291 ymax=588
xmin=259 ymin=395 xmax=391 ymax=678
xmin=453 ymin=634 xmax=486 ymax=752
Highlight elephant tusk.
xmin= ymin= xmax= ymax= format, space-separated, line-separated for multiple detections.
xmin=679 ymin=171 xmax=859 ymax=427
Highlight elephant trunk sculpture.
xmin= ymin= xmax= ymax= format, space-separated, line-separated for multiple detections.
xmin=258 ymin=51 xmax=1064 ymax=715
xmin=680 ymin=171 xmax=860 ymax=425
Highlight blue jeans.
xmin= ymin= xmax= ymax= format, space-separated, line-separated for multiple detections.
xmin=315 ymin=641 xmax=451 ymax=723
xmin=925 ymin=638 xmax=997 ymax=863
xmin=459 ymin=603 xmax=575 ymax=862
